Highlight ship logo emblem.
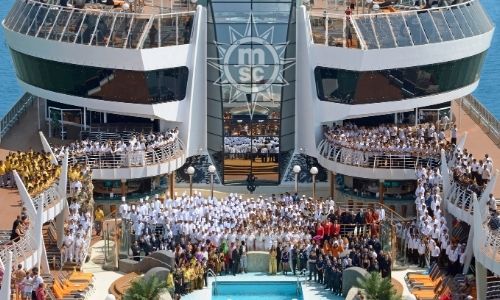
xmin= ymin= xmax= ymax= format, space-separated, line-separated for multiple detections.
xmin=208 ymin=14 xmax=295 ymax=119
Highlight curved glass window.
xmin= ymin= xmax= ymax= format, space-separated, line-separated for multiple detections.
xmin=315 ymin=51 xmax=486 ymax=104
xmin=10 ymin=49 xmax=188 ymax=104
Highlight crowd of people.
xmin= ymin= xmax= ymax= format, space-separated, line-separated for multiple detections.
xmin=5 ymin=212 xmax=48 ymax=300
xmin=450 ymin=148 xmax=493 ymax=195
xmin=224 ymin=137 xmax=280 ymax=163
xmin=3 ymin=159 xmax=93 ymax=300
xmin=119 ymin=191 xmax=393 ymax=298
xmin=0 ymin=150 xmax=61 ymax=196
xmin=322 ymin=123 xmax=450 ymax=166
xmin=12 ymin=265 xmax=45 ymax=300
xmin=61 ymin=164 xmax=94 ymax=266
xmin=51 ymin=128 xmax=180 ymax=166
xmin=406 ymin=166 xmax=466 ymax=275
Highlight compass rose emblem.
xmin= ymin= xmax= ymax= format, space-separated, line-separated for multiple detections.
xmin=208 ymin=14 xmax=295 ymax=119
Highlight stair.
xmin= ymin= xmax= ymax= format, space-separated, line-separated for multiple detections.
xmin=0 ymin=229 xmax=13 ymax=246
xmin=43 ymin=223 xmax=62 ymax=270
xmin=451 ymin=221 xmax=470 ymax=244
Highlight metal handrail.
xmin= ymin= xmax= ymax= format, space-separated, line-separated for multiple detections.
xmin=0 ymin=93 xmax=35 ymax=143
xmin=207 ymin=268 xmax=218 ymax=295
xmin=318 ymin=139 xmax=440 ymax=170
xmin=311 ymin=0 xmax=480 ymax=18
xmin=0 ymin=228 xmax=37 ymax=269
xmin=61 ymin=138 xmax=184 ymax=169
xmin=461 ymin=95 xmax=500 ymax=143
xmin=32 ymin=184 xmax=60 ymax=212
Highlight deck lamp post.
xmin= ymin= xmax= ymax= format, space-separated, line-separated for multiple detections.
xmin=293 ymin=165 xmax=301 ymax=194
xmin=187 ymin=166 xmax=195 ymax=197
xmin=208 ymin=165 xmax=216 ymax=199
xmin=310 ymin=166 xmax=318 ymax=201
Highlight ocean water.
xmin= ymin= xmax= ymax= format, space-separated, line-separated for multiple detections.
xmin=0 ymin=0 xmax=499 ymax=118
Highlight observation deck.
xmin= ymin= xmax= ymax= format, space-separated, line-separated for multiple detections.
xmin=308 ymin=0 xmax=493 ymax=50
xmin=42 ymin=132 xmax=187 ymax=180
xmin=3 ymin=0 xmax=195 ymax=49
xmin=317 ymin=139 xmax=438 ymax=180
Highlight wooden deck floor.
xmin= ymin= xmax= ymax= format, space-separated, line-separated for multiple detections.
xmin=0 ymin=188 xmax=22 ymax=231
xmin=453 ymin=101 xmax=500 ymax=197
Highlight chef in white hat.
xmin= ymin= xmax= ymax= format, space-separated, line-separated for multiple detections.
xmin=154 ymin=194 xmax=161 ymax=213
xmin=119 ymin=196 xmax=129 ymax=219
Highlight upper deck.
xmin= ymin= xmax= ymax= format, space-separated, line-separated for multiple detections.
xmin=2 ymin=0 xmax=195 ymax=49
xmin=308 ymin=0 xmax=493 ymax=49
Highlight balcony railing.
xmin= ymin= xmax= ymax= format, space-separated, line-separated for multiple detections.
xmin=461 ymin=95 xmax=500 ymax=145
xmin=3 ymin=0 xmax=195 ymax=49
xmin=65 ymin=138 xmax=184 ymax=169
xmin=31 ymin=184 xmax=61 ymax=212
xmin=448 ymin=179 xmax=475 ymax=216
xmin=317 ymin=139 xmax=441 ymax=170
xmin=309 ymin=0 xmax=493 ymax=49
xmin=0 ymin=230 xmax=37 ymax=270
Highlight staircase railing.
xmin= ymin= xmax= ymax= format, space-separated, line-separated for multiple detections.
xmin=461 ymin=95 xmax=500 ymax=145
xmin=0 ymin=93 xmax=35 ymax=143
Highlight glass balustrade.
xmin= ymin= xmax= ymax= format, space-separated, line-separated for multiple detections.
xmin=309 ymin=0 xmax=493 ymax=49
xmin=4 ymin=0 xmax=195 ymax=49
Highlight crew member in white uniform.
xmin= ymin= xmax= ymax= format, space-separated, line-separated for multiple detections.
xmin=74 ymin=232 xmax=85 ymax=263
xmin=62 ymin=231 xmax=75 ymax=263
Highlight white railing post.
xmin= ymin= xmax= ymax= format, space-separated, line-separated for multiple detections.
xmin=0 ymin=251 xmax=13 ymax=300
xmin=12 ymin=170 xmax=36 ymax=219
xmin=39 ymin=131 xmax=59 ymax=165
xmin=58 ymin=149 xmax=69 ymax=198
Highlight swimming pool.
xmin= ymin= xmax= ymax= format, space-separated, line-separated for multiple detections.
xmin=212 ymin=281 xmax=303 ymax=300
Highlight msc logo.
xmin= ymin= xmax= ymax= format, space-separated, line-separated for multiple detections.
xmin=222 ymin=36 xmax=280 ymax=95
xmin=208 ymin=15 xmax=294 ymax=118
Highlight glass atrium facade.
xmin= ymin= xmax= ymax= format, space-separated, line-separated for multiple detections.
xmin=206 ymin=0 xmax=296 ymax=185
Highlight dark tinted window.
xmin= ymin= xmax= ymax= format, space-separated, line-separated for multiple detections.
xmin=315 ymin=51 xmax=486 ymax=104
xmin=10 ymin=49 xmax=188 ymax=104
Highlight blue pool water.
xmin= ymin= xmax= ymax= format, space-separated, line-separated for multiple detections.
xmin=0 ymin=0 xmax=499 ymax=118
xmin=212 ymin=281 xmax=303 ymax=300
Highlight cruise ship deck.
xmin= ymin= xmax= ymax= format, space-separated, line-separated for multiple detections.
xmin=0 ymin=0 xmax=499 ymax=299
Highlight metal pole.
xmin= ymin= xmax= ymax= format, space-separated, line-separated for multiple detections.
xmin=189 ymin=174 xmax=193 ymax=197
xmin=459 ymin=98 xmax=462 ymax=130
xmin=210 ymin=173 xmax=214 ymax=199
xmin=294 ymin=172 xmax=298 ymax=194
xmin=312 ymin=174 xmax=316 ymax=201
xmin=37 ymin=97 xmax=41 ymax=131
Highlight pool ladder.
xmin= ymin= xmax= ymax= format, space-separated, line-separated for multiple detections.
xmin=296 ymin=274 xmax=301 ymax=297
xmin=208 ymin=268 xmax=218 ymax=295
